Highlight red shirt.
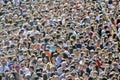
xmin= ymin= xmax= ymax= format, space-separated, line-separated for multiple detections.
xmin=89 ymin=31 xmax=93 ymax=38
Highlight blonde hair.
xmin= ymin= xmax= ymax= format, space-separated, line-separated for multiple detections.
xmin=75 ymin=78 xmax=80 ymax=80
xmin=79 ymin=77 xmax=83 ymax=80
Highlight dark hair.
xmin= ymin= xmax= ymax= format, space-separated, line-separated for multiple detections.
xmin=88 ymin=77 xmax=94 ymax=80
xmin=37 ymin=72 xmax=42 ymax=77
xmin=68 ymin=78 xmax=72 ymax=80
xmin=43 ymin=73 xmax=48 ymax=80
xmin=100 ymin=78 xmax=107 ymax=80
xmin=30 ymin=66 xmax=34 ymax=71
xmin=43 ymin=56 xmax=49 ymax=63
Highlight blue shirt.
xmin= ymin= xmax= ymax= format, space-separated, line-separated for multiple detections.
xmin=55 ymin=57 xmax=62 ymax=67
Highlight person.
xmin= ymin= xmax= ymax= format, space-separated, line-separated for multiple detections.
xmin=12 ymin=0 xmax=21 ymax=6
xmin=0 ymin=0 xmax=119 ymax=80
xmin=29 ymin=66 xmax=37 ymax=80
xmin=0 ymin=59 xmax=9 ymax=72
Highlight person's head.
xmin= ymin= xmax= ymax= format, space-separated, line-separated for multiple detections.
xmin=13 ymin=61 xmax=17 ymax=66
xmin=92 ymin=71 xmax=98 ymax=78
xmin=50 ymin=66 xmax=56 ymax=72
xmin=21 ymin=63 xmax=25 ymax=69
xmin=90 ymin=49 xmax=95 ymax=57
xmin=109 ymin=71 xmax=116 ymax=79
xmin=105 ymin=66 xmax=110 ymax=73
xmin=43 ymin=73 xmax=48 ymax=80
xmin=112 ymin=77 xmax=118 ymax=80
xmin=79 ymin=77 xmax=83 ymax=80
xmin=86 ymin=27 xmax=91 ymax=32
xmin=37 ymin=58 xmax=43 ymax=65
xmin=61 ymin=61 xmax=67 ymax=68
xmin=29 ymin=66 xmax=34 ymax=72
xmin=43 ymin=56 xmax=49 ymax=64
xmin=73 ymin=49 xmax=79 ymax=56
xmin=1 ymin=58 xmax=7 ymax=66
xmin=33 ymin=26 xmax=37 ymax=31
xmin=83 ymin=72 xmax=89 ymax=79
xmin=31 ymin=54 xmax=36 ymax=59
xmin=46 ymin=63 xmax=51 ymax=71
xmin=51 ymin=57 xmax=56 ymax=64
xmin=52 ymin=75 xmax=59 ymax=80
xmin=71 ymin=71 xmax=76 ymax=79
xmin=112 ymin=62 xmax=118 ymax=68
xmin=65 ymin=75 xmax=72 ymax=80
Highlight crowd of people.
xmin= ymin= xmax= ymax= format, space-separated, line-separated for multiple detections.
xmin=0 ymin=0 xmax=120 ymax=80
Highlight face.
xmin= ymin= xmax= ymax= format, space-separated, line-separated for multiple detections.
xmin=53 ymin=77 xmax=59 ymax=80
xmin=33 ymin=27 xmax=36 ymax=31
xmin=21 ymin=65 xmax=25 ymax=69
xmin=59 ymin=53 xmax=63 ymax=58
xmin=62 ymin=62 xmax=66 ymax=68
xmin=29 ymin=68 xmax=33 ymax=72
xmin=106 ymin=67 xmax=110 ymax=72
xmin=93 ymin=73 xmax=98 ymax=78
xmin=51 ymin=57 xmax=56 ymax=64
xmin=13 ymin=62 xmax=17 ymax=66
xmin=38 ymin=60 xmax=43 ymax=65
xmin=43 ymin=57 xmax=48 ymax=63
xmin=83 ymin=74 xmax=88 ymax=79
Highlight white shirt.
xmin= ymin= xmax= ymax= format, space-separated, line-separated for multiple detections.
xmin=0 ymin=65 xmax=9 ymax=72
xmin=96 ymin=15 xmax=100 ymax=21
xmin=27 ymin=30 xmax=40 ymax=37
xmin=12 ymin=0 xmax=21 ymax=6
xmin=19 ymin=67 xmax=29 ymax=74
